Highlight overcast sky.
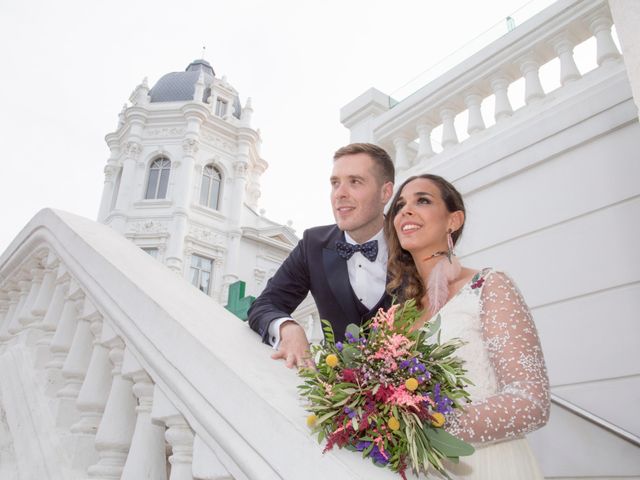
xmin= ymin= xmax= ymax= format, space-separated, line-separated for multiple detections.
xmin=0 ymin=0 xmax=556 ymax=254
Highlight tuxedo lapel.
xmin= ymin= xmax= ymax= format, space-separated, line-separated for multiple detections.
xmin=322 ymin=246 xmax=360 ymax=328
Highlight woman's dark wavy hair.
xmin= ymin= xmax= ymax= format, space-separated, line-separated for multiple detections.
xmin=384 ymin=174 xmax=466 ymax=309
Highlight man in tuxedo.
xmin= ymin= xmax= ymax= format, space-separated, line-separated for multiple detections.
xmin=248 ymin=143 xmax=395 ymax=368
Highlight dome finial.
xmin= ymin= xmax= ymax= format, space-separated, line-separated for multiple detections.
xmin=201 ymin=45 xmax=206 ymax=60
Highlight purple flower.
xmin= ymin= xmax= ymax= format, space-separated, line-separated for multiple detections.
xmin=434 ymin=383 xmax=453 ymax=413
xmin=344 ymin=407 xmax=357 ymax=419
xmin=355 ymin=440 xmax=371 ymax=451
xmin=369 ymin=444 xmax=389 ymax=465
xmin=345 ymin=332 xmax=356 ymax=344
xmin=336 ymin=342 xmax=343 ymax=352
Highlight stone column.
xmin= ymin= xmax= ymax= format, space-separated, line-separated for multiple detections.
xmin=97 ymin=163 xmax=121 ymax=223
xmin=586 ymin=7 xmax=621 ymax=66
xmin=111 ymin=137 xmax=143 ymax=233
xmin=440 ymin=108 xmax=459 ymax=149
xmin=120 ymin=350 xmax=167 ymax=480
xmin=151 ymin=386 xmax=194 ymax=480
xmin=549 ymin=34 xmax=582 ymax=85
xmin=490 ymin=75 xmax=513 ymax=122
xmin=464 ymin=91 xmax=485 ymax=135
xmin=88 ymin=332 xmax=137 ymax=479
xmin=415 ymin=121 xmax=435 ymax=162
xmin=519 ymin=55 xmax=545 ymax=105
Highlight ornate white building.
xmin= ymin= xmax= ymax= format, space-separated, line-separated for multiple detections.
xmin=97 ymin=59 xmax=316 ymax=329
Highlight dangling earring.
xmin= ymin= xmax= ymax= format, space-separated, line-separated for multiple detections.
xmin=426 ymin=228 xmax=461 ymax=316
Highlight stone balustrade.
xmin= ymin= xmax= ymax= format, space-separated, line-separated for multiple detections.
xmin=341 ymin=0 xmax=622 ymax=174
xmin=0 ymin=208 xmax=396 ymax=479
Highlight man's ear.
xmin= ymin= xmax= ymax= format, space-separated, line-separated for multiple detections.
xmin=381 ymin=182 xmax=394 ymax=204
xmin=448 ymin=210 xmax=465 ymax=233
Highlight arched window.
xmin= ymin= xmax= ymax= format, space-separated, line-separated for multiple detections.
xmin=145 ymin=157 xmax=171 ymax=200
xmin=200 ymin=164 xmax=222 ymax=210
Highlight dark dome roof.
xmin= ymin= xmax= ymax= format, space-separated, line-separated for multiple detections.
xmin=149 ymin=60 xmax=241 ymax=119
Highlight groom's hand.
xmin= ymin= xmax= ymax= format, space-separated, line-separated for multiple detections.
xmin=271 ymin=321 xmax=313 ymax=369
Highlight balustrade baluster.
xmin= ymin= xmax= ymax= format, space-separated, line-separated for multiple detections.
xmin=6 ymin=279 xmax=31 ymax=337
xmin=392 ymin=136 xmax=410 ymax=170
xmin=71 ymin=303 xmax=113 ymax=437
xmin=0 ymin=286 xmax=20 ymax=344
xmin=550 ymin=34 xmax=582 ymax=85
xmin=16 ymin=262 xmax=46 ymax=336
xmin=56 ymin=295 xmax=93 ymax=428
xmin=490 ymin=75 xmax=513 ymax=122
xmin=587 ymin=8 xmax=621 ymax=66
xmin=464 ymin=91 xmax=486 ymax=135
xmin=34 ymin=268 xmax=71 ymax=368
xmin=440 ymin=108 xmax=459 ymax=149
xmin=45 ymin=280 xmax=83 ymax=397
xmin=88 ymin=332 xmax=136 ymax=479
xmin=519 ymin=55 xmax=545 ymax=105
xmin=415 ymin=121 xmax=435 ymax=162
xmin=120 ymin=350 xmax=167 ymax=480
xmin=151 ymin=386 xmax=194 ymax=480
xmin=31 ymin=252 xmax=59 ymax=318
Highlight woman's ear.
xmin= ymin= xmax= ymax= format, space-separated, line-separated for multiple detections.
xmin=448 ymin=210 xmax=465 ymax=233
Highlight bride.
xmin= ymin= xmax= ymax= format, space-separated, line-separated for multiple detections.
xmin=384 ymin=174 xmax=550 ymax=479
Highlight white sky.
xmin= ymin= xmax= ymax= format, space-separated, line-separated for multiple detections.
xmin=0 ymin=0 xmax=557 ymax=254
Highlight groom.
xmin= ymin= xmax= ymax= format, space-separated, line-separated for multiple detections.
xmin=248 ymin=143 xmax=395 ymax=368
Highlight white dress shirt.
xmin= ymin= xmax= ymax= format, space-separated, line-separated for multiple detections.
xmin=268 ymin=229 xmax=387 ymax=348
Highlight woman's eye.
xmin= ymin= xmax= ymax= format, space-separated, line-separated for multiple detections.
xmin=393 ymin=202 xmax=405 ymax=213
xmin=417 ymin=197 xmax=431 ymax=204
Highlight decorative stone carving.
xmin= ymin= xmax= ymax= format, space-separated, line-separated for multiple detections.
xmin=127 ymin=220 xmax=168 ymax=234
xmin=182 ymin=138 xmax=199 ymax=155
xmin=125 ymin=142 xmax=142 ymax=160
xmin=145 ymin=127 xmax=186 ymax=138
xmin=104 ymin=165 xmax=119 ymax=182
xmin=188 ymin=225 xmax=224 ymax=246
xmin=254 ymin=268 xmax=266 ymax=286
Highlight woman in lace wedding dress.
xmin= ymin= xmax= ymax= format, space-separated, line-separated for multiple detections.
xmin=384 ymin=174 xmax=549 ymax=479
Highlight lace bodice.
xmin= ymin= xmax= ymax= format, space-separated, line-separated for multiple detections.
xmin=434 ymin=269 xmax=549 ymax=445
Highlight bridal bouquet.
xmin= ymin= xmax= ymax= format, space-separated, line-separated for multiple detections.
xmin=298 ymin=301 xmax=474 ymax=479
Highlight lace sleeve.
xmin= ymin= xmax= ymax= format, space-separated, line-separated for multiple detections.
xmin=447 ymin=271 xmax=550 ymax=444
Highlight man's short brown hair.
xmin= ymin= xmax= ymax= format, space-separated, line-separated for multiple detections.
xmin=333 ymin=143 xmax=395 ymax=185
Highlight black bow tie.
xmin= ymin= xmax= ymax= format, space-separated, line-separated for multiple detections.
xmin=335 ymin=240 xmax=378 ymax=262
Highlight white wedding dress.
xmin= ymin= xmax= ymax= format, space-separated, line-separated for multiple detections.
xmin=426 ymin=268 xmax=549 ymax=479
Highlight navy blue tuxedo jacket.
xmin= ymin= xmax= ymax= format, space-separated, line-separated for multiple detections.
xmin=248 ymin=224 xmax=392 ymax=344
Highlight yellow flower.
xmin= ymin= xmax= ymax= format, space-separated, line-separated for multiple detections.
xmin=388 ymin=416 xmax=400 ymax=431
xmin=405 ymin=377 xmax=419 ymax=391
xmin=325 ymin=354 xmax=339 ymax=368
xmin=306 ymin=414 xmax=318 ymax=428
xmin=431 ymin=412 xmax=446 ymax=428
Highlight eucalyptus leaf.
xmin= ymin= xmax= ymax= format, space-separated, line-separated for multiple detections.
xmin=424 ymin=427 xmax=475 ymax=457
xmin=345 ymin=323 xmax=360 ymax=340
xmin=425 ymin=314 xmax=442 ymax=338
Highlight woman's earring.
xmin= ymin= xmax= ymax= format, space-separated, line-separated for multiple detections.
xmin=446 ymin=229 xmax=454 ymax=263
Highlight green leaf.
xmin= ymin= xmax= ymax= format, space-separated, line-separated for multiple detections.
xmin=345 ymin=323 xmax=360 ymax=340
xmin=424 ymin=314 xmax=441 ymax=338
xmin=423 ymin=427 xmax=475 ymax=457
xmin=342 ymin=344 xmax=360 ymax=368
